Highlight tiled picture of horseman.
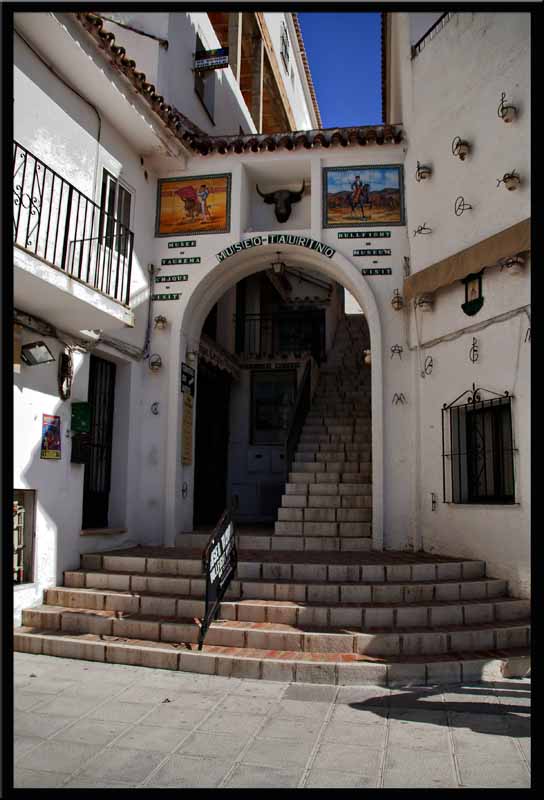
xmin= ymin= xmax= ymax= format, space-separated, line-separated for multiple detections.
xmin=156 ymin=174 xmax=231 ymax=236
xmin=323 ymin=165 xmax=404 ymax=227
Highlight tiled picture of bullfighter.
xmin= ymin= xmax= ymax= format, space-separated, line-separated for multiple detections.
xmin=156 ymin=174 xmax=231 ymax=236
xmin=323 ymin=165 xmax=404 ymax=227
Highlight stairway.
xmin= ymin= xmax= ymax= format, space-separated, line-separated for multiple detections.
xmin=14 ymin=315 xmax=530 ymax=685
xmin=276 ymin=315 xmax=372 ymax=550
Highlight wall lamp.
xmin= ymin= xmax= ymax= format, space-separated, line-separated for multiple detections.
xmin=186 ymin=351 xmax=198 ymax=363
xmin=415 ymin=161 xmax=433 ymax=182
xmin=497 ymin=171 xmax=521 ymax=191
xmin=363 ymin=349 xmax=371 ymax=366
xmin=21 ymin=341 xmax=55 ymax=366
xmin=498 ymin=92 xmax=517 ymax=123
xmin=154 ymin=315 xmax=168 ymax=330
xmin=451 ymin=136 xmax=471 ymax=161
xmin=271 ymin=252 xmax=286 ymax=275
xmin=149 ymin=354 xmax=163 ymax=372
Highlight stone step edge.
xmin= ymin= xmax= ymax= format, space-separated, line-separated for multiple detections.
xmin=13 ymin=629 xmax=530 ymax=686
xmin=25 ymin=605 xmax=531 ymax=639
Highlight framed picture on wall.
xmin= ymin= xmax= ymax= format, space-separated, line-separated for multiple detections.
xmin=156 ymin=173 xmax=231 ymax=237
xmin=323 ymin=164 xmax=405 ymax=227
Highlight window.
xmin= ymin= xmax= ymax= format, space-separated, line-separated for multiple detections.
xmin=251 ymin=370 xmax=297 ymax=445
xmin=13 ymin=489 xmax=36 ymax=584
xmin=280 ymin=22 xmax=290 ymax=72
xmin=442 ymin=393 xmax=515 ymax=504
xmin=195 ymin=34 xmax=215 ymax=121
xmin=100 ymin=170 xmax=132 ymax=256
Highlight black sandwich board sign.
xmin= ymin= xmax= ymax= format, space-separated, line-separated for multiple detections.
xmin=197 ymin=511 xmax=237 ymax=649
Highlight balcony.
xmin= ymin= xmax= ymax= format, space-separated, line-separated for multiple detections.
xmin=235 ymin=310 xmax=325 ymax=364
xmin=13 ymin=141 xmax=134 ymax=332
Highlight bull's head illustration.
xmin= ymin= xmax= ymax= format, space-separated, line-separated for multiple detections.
xmin=255 ymin=181 xmax=306 ymax=223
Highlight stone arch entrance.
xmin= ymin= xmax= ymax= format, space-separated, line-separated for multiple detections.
xmin=164 ymin=242 xmax=384 ymax=550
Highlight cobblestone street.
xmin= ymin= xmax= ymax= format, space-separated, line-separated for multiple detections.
xmin=14 ymin=653 xmax=530 ymax=788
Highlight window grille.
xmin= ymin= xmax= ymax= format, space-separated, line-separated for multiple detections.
xmin=13 ymin=489 xmax=36 ymax=584
xmin=441 ymin=385 xmax=515 ymax=504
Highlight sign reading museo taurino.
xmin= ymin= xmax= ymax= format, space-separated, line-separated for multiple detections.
xmin=216 ymin=235 xmax=336 ymax=263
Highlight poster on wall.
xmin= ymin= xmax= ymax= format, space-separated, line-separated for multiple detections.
xmin=41 ymin=414 xmax=61 ymax=459
xmin=323 ymin=165 xmax=405 ymax=228
xmin=181 ymin=394 xmax=194 ymax=465
xmin=156 ymin=174 xmax=231 ymax=237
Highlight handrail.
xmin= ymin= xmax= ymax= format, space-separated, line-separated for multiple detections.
xmin=13 ymin=140 xmax=134 ymax=305
xmin=197 ymin=508 xmax=237 ymax=650
xmin=411 ymin=13 xmax=451 ymax=58
xmin=284 ymin=358 xmax=312 ymax=476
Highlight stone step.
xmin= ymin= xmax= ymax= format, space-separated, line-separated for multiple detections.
xmin=178 ymin=532 xmax=374 ymax=551
xmin=291 ymin=461 xmax=371 ymax=473
xmin=13 ymin=628 xmax=530 ymax=686
xmin=286 ymin=482 xmax=373 ymax=495
xmin=275 ymin=520 xmax=372 ymax=537
xmin=21 ymin=606 xmax=530 ymax=657
xmin=281 ymin=493 xmax=372 ymax=508
xmin=278 ymin=507 xmax=372 ymax=523
xmin=64 ymin=568 xmax=507 ymax=604
xmin=42 ymin=587 xmax=527 ymax=631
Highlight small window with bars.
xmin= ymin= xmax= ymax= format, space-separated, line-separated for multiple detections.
xmin=442 ymin=387 xmax=515 ymax=504
xmin=280 ymin=22 xmax=290 ymax=72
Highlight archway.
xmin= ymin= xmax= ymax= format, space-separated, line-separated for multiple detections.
xmin=164 ymin=242 xmax=384 ymax=550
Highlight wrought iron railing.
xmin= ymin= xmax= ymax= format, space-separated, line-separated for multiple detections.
xmin=13 ymin=141 xmax=134 ymax=306
xmin=197 ymin=509 xmax=237 ymax=650
xmin=13 ymin=499 xmax=25 ymax=584
xmin=285 ymin=358 xmax=312 ymax=476
xmin=234 ymin=311 xmax=325 ymax=363
xmin=411 ymin=13 xmax=454 ymax=59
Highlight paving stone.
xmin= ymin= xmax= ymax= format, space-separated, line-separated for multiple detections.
xmin=14 ymin=712 xmax=73 ymax=738
xmin=199 ymin=710 xmax=264 ymax=736
xmin=218 ymin=694 xmax=280 ymax=716
xmin=116 ymin=684 xmax=186 ymax=706
xmin=224 ymin=764 xmax=303 ymax=788
xmin=456 ymin=754 xmax=530 ymax=787
xmin=313 ymin=741 xmax=381 ymax=774
xmin=330 ymin=704 xmax=388 ymax=726
xmin=452 ymin=729 xmax=520 ymax=759
xmin=14 ymin=691 xmax=52 ymax=711
xmin=78 ymin=746 xmax=164 ymax=784
xmin=63 ymin=778 xmax=134 ymax=788
xmin=22 ymin=739 xmax=102 ymax=774
xmin=143 ymin=702 xmax=210 ymax=729
xmin=304 ymin=767 xmax=375 ymax=788
xmin=383 ymin=747 xmax=457 ymax=788
xmin=31 ymin=693 xmax=101 ymax=718
xmin=54 ymin=718 xmax=128 ymax=746
xmin=88 ymin=700 xmax=156 ymax=724
xmin=323 ymin=718 xmax=387 ymax=747
xmin=178 ymin=731 xmax=247 ymax=760
xmin=14 ymin=735 xmax=43 ymax=762
xmin=15 ymin=768 xmax=71 ymax=788
xmin=259 ymin=714 xmax=323 ymax=740
xmin=243 ymin=735 xmax=315 ymax=768
xmin=146 ymin=754 xmax=231 ymax=787
xmin=284 ymin=683 xmax=337 ymax=702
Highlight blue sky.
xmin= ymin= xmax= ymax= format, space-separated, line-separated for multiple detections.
xmin=298 ymin=13 xmax=382 ymax=128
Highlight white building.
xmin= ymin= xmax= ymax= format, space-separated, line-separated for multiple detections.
xmin=14 ymin=11 xmax=530 ymax=685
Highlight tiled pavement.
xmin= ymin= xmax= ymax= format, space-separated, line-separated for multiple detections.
xmin=13 ymin=652 xmax=530 ymax=788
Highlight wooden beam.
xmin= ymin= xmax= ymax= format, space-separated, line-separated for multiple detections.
xmin=254 ymin=12 xmax=297 ymax=131
xmin=228 ymin=12 xmax=243 ymax=83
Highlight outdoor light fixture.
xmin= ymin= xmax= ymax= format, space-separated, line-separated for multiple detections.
xmin=451 ymin=136 xmax=471 ymax=161
xmin=415 ymin=161 xmax=432 ymax=182
xmin=499 ymin=254 xmax=526 ymax=274
xmin=461 ymin=271 xmax=484 ymax=316
xmin=271 ymin=252 xmax=286 ymax=275
xmin=415 ymin=294 xmax=434 ymax=312
xmin=186 ymin=351 xmax=197 ymax=363
xmin=21 ymin=341 xmax=55 ymax=366
xmin=149 ymin=354 xmax=163 ymax=372
xmin=498 ymin=92 xmax=517 ymax=123
xmin=391 ymin=289 xmax=404 ymax=311
xmin=363 ymin=349 xmax=371 ymax=366
xmin=154 ymin=315 xmax=168 ymax=330
xmin=497 ymin=171 xmax=521 ymax=191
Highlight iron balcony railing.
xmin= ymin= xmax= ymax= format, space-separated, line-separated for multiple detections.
xmin=234 ymin=311 xmax=325 ymax=363
xmin=13 ymin=141 xmax=134 ymax=306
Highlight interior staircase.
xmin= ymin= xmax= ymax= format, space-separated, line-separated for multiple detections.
xmin=14 ymin=316 xmax=530 ymax=685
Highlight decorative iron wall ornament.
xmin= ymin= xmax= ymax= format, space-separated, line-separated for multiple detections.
xmin=415 ymin=161 xmax=433 ymax=182
xmin=525 ymin=328 xmax=531 ymax=343
xmin=415 ymin=294 xmax=434 ymax=312
xmin=431 ymin=492 xmax=437 ymax=511
xmin=496 ymin=171 xmax=521 ymax=191
xmin=461 ymin=271 xmax=484 ymax=316
xmin=498 ymin=91 xmax=517 ymax=123
xmin=454 ymin=196 xmax=473 ymax=216
xmin=390 ymin=345 xmax=403 ymax=359
xmin=391 ymin=289 xmax=404 ymax=311
xmin=469 ymin=337 xmax=479 ymax=363
xmin=451 ymin=136 xmax=471 ymax=160
xmin=498 ymin=253 xmax=526 ymax=274
xmin=423 ymin=355 xmax=434 ymax=375
xmin=392 ymin=392 xmax=407 ymax=405
xmin=413 ymin=223 xmax=432 ymax=237
xmin=150 ymin=402 xmax=160 ymax=415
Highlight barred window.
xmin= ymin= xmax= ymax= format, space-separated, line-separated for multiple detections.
xmin=442 ymin=390 xmax=515 ymax=504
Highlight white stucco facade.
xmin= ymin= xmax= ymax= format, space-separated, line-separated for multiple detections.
xmin=12 ymin=10 xmax=530 ymax=626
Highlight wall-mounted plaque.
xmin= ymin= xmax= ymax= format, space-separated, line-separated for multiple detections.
xmin=156 ymin=174 xmax=231 ymax=237
xmin=161 ymin=258 xmax=200 ymax=265
xmin=338 ymin=231 xmax=392 ymax=239
xmin=353 ymin=249 xmax=392 ymax=256
xmin=152 ymin=293 xmax=181 ymax=301
xmin=324 ymin=165 xmax=405 ymax=228
xmin=181 ymin=363 xmax=195 ymax=396
xmin=361 ymin=268 xmax=393 ymax=275
xmin=168 ymin=241 xmax=196 ymax=249
xmin=155 ymin=275 xmax=189 ymax=283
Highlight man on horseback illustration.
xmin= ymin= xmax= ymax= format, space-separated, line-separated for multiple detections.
xmin=349 ymin=175 xmax=370 ymax=219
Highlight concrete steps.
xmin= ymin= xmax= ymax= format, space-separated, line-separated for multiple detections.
xmin=13 ymin=627 xmax=530 ymax=686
